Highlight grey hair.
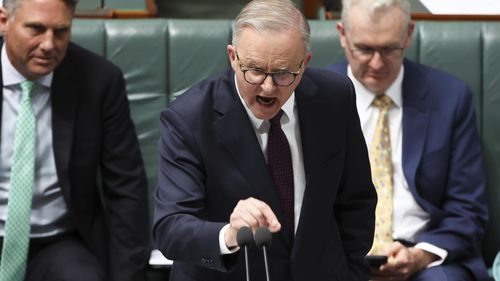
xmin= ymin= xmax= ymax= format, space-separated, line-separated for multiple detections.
xmin=232 ymin=0 xmax=311 ymax=52
xmin=341 ymin=0 xmax=411 ymax=32
xmin=3 ymin=0 xmax=79 ymax=18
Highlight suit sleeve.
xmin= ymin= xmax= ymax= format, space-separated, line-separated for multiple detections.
xmin=99 ymin=69 xmax=150 ymax=281
xmin=419 ymin=86 xmax=488 ymax=262
xmin=335 ymin=81 xmax=377 ymax=280
xmin=153 ymin=107 xmax=230 ymax=271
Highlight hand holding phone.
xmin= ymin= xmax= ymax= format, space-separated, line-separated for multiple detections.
xmin=366 ymin=255 xmax=388 ymax=267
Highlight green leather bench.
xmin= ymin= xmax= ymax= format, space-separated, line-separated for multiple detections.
xmin=70 ymin=19 xmax=500 ymax=280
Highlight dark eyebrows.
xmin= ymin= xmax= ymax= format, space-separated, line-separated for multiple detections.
xmin=23 ymin=21 xmax=71 ymax=32
xmin=353 ymin=41 xmax=403 ymax=50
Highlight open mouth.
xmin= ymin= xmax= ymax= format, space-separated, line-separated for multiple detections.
xmin=256 ymin=95 xmax=276 ymax=106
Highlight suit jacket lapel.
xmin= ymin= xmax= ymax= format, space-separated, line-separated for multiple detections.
xmin=295 ymin=75 xmax=335 ymax=189
xmin=292 ymin=74 xmax=340 ymax=243
xmin=212 ymin=72 xmax=293 ymax=245
xmin=401 ymin=60 xmax=431 ymax=202
xmin=51 ymin=56 xmax=78 ymax=202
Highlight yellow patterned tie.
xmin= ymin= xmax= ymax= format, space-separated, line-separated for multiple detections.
xmin=368 ymin=95 xmax=393 ymax=255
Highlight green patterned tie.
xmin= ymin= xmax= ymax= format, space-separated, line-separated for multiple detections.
xmin=0 ymin=81 xmax=36 ymax=281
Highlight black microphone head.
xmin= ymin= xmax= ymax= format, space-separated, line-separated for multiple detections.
xmin=236 ymin=226 xmax=254 ymax=247
xmin=254 ymin=227 xmax=272 ymax=249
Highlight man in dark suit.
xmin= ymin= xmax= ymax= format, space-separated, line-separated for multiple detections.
xmin=0 ymin=0 xmax=150 ymax=280
xmin=153 ymin=0 xmax=376 ymax=280
xmin=326 ymin=0 xmax=490 ymax=280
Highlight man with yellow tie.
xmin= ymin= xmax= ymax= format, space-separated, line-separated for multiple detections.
xmin=327 ymin=0 xmax=491 ymax=280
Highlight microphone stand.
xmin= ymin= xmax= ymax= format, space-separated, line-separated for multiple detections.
xmin=236 ymin=226 xmax=254 ymax=281
xmin=262 ymin=244 xmax=270 ymax=281
xmin=255 ymin=227 xmax=273 ymax=281
xmin=244 ymin=244 xmax=250 ymax=281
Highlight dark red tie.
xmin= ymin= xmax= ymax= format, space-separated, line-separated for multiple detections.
xmin=267 ymin=110 xmax=294 ymax=239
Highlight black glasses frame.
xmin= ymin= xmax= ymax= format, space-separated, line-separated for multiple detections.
xmin=346 ymin=37 xmax=405 ymax=61
xmin=235 ymin=53 xmax=303 ymax=86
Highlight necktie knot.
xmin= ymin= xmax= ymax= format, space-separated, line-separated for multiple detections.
xmin=269 ymin=110 xmax=284 ymax=127
xmin=372 ymin=95 xmax=392 ymax=110
xmin=21 ymin=80 xmax=35 ymax=96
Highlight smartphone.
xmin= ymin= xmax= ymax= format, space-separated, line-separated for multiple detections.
xmin=366 ymin=255 xmax=388 ymax=267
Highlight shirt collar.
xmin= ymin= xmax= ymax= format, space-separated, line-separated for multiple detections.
xmin=234 ymin=74 xmax=295 ymax=132
xmin=1 ymin=44 xmax=53 ymax=88
xmin=347 ymin=65 xmax=404 ymax=112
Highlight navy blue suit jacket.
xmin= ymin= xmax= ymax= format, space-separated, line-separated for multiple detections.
xmin=326 ymin=59 xmax=490 ymax=280
xmin=154 ymin=68 xmax=377 ymax=281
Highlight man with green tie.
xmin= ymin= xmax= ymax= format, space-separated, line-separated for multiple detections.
xmin=0 ymin=0 xmax=150 ymax=280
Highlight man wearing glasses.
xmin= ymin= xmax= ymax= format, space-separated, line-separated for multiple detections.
xmin=153 ymin=0 xmax=377 ymax=280
xmin=327 ymin=0 xmax=490 ymax=280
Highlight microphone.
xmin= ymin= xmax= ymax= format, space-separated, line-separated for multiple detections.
xmin=255 ymin=227 xmax=273 ymax=281
xmin=236 ymin=226 xmax=254 ymax=281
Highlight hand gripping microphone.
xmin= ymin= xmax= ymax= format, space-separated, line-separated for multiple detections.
xmin=255 ymin=227 xmax=273 ymax=281
xmin=236 ymin=226 xmax=254 ymax=281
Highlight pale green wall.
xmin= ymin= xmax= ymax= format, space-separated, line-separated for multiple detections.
xmin=105 ymin=0 xmax=144 ymax=10
xmin=77 ymin=0 xmax=101 ymax=9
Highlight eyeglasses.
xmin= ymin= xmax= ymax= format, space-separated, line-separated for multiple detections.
xmin=349 ymin=46 xmax=405 ymax=61
xmin=236 ymin=53 xmax=303 ymax=86
xmin=346 ymin=38 xmax=405 ymax=61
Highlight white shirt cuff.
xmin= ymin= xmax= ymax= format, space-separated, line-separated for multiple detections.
xmin=414 ymin=242 xmax=448 ymax=267
xmin=219 ymin=224 xmax=240 ymax=255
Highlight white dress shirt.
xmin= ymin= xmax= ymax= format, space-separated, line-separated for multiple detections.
xmin=347 ymin=66 xmax=446 ymax=266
